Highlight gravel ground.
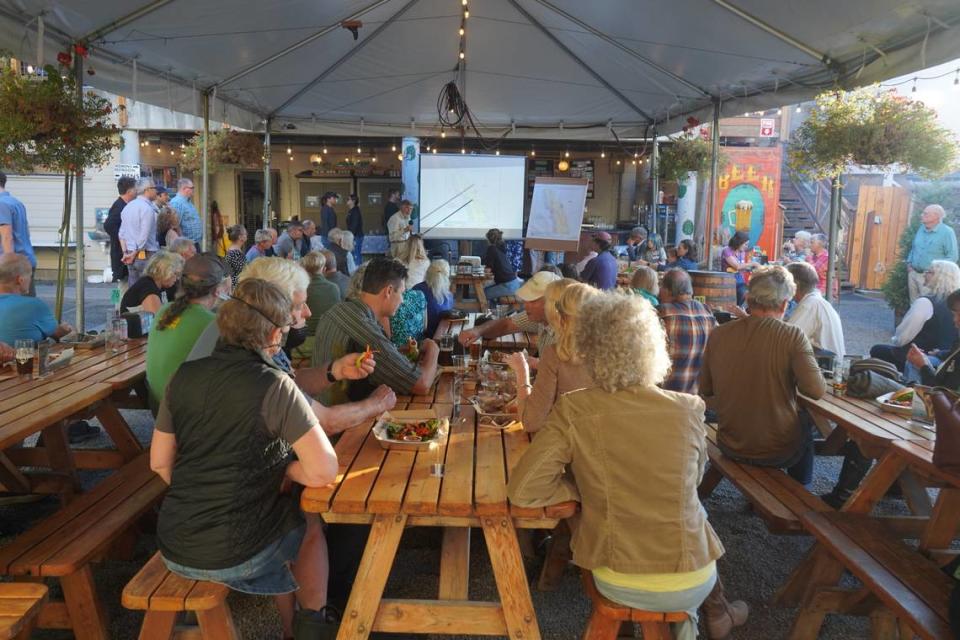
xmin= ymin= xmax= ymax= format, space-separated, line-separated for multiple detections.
xmin=3 ymin=291 xmax=912 ymax=639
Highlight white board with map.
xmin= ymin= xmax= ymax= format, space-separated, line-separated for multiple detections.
xmin=525 ymin=177 xmax=589 ymax=251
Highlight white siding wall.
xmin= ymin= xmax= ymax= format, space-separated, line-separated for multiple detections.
xmin=7 ymin=148 xmax=122 ymax=277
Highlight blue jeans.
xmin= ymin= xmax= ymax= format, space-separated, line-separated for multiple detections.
xmin=162 ymin=524 xmax=305 ymax=596
xmin=904 ymin=354 xmax=941 ymax=384
xmin=484 ymin=277 xmax=522 ymax=305
xmin=352 ymin=235 xmax=364 ymax=266
xmin=721 ymin=411 xmax=815 ymax=486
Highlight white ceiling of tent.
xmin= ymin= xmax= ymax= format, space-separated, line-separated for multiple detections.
xmin=1 ymin=0 xmax=959 ymax=139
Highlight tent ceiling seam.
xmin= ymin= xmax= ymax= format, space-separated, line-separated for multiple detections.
xmin=505 ymin=0 xmax=653 ymax=123
xmin=708 ymin=0 xmax=832 ymax=68
xmin=80 ymin=0 xmax=178 ymax=44
xmin=270 ymin=0 xmax=424 ymax=118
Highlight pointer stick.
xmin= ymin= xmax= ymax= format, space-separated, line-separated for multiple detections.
xmin=420 ymin=200 xmax=473 ymax=236
xmin=417 ymin=185 xmax=474 ymax=222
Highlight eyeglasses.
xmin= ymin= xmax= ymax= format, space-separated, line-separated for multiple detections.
xmin=230 ymin=296 xmax=291 ymax=328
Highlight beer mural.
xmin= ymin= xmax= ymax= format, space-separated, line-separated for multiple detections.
xmin=713 ymin=146 xmax=783 ymax=259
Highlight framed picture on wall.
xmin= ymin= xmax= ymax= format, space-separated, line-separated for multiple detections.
xmin=305 ymin=195 xmax=320 ymax=209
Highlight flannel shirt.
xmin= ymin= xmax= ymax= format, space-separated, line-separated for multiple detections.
xmin=659 ymin=299 xmax=717 ymax=394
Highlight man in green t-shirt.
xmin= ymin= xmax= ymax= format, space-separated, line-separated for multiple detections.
xmin=146 ymin=256 xmax=224 ymax=413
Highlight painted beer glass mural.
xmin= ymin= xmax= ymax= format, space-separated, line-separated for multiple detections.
xmin=713 ymin=147 xmax=783 ymax=259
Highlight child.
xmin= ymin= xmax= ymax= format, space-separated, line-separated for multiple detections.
xmin=643 ymin=233 xmax=667 ymax=267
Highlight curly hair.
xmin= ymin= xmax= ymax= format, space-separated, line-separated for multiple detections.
xmin=144 ymin=250 xmax=184 ymax=285
xmin=926 ymin=260 xmax=960 ymax=300
xmin=548 ymin=282 xmax=599 ymax=364
xmin=576 ymin=292 xmax=671 ymax=392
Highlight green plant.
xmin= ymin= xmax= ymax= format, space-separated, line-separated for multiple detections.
xmin=881 ymin=182 xmax=960 ymax=315
xmin=0 ymin=64 xmax=120 ymax=173
xmin=658 ymin=133 xmax=719 ymax=183
xmin=789 ymin=87 xmax=958 ymax=181
xmin=180 ymin=129 xmax=263 ymax=173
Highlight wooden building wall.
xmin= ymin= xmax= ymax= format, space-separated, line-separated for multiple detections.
xmin=846 ymin=185 xmax=912 ymax=290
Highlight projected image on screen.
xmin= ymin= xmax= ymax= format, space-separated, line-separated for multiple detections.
xmin=419 ymin=154 xmax=526 ymax=240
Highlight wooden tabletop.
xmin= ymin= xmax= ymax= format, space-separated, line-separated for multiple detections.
xmin=433 ymin=313 xmax=537 ymax=354
xmin=0 ymin=582 xmax=48 ymax=640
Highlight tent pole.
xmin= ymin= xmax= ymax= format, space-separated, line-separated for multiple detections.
xmin=826 ymin=175 xmax=841 ymax=305
xmin=263 ymin=120 xmax=271 ymax=229
xmin=201 ymin=91 xmax=210 ymax=252
xmin=650 ymin=132 xmax=659 ymax=239
xmin=74 ymin=54 xmax=85 ymax=331
xmin=704 ymin=98 xmax=721 ymax=269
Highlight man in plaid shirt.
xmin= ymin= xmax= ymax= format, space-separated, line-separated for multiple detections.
xmin=659 ymin=269 xmax=717 ymax=394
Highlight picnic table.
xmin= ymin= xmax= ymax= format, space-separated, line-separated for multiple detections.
xmin=0 ymin=339 xmax=148 ymax=497
xmin=450 ymin=272 xmax=493 ymax=311
xmin=434 ymin=313 xmax=538 ymax=354
xmin=300 ymin=373 xmax=571 ymax=639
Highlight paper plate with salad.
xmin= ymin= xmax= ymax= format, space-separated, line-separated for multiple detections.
xmin=372 ymin=409 xmax=450 ymax=450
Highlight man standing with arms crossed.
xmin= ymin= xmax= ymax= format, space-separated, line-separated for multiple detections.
xmin=0 ymin=171 xmax=37 ymax=296
xmin=119 ymin=178 xmax=160 ymax=285
xmin=907 ymin=204 xmax=958 ymax=303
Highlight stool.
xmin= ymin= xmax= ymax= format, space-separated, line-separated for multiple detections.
xmin=581 ymin=570 xmax=688 ymax=640
xmin=122 ymin=552 xmax=238 ymax=639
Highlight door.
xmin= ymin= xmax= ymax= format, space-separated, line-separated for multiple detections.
xmin=238 ymin=171 xmax=281 ymax=241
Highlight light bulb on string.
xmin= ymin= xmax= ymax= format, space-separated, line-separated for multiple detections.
xmin=459 ymin=51 xmax=465 ymax=60
xmin=530 ymin=149 xmax=536 ymax=157
xmin=286 ymin=147 xmax=292 ymax=154
xmin=357 ymin=145 xmax=362 ymax=153
xmin=462 ymin=0 xmax=467 ymax=5
xmin=181 ymin=142 xmax=185 ymax=149
xmin=600 ymin=150 xmax=605 ymax=158
xmin=459 ymin=27 xmax=465 ymax=36
xmin=776 ymin=108 xmax=782 ymax=115
xmin=323 ymin=146 xmax=328 ymax=154
xmin=461 ymin=147 xmax=466 ymax=154
xmin=564 ymin=150 xmax=570 ymax=158
xmin=371 ymin=156 xmax=377 ymax=163
xmin=495 ymin=149 xmax=500 ymax=155
xmin=632 ymin=159 xmax=637 ymax=165
xmin=616 ymin=160 xmax=621 ymax=165
xmin=911 ymin=78 xmax=917 ymax=93
xmin=464 ymin=9 xmax=469 ymax=18
xmin=432 ymin=148 xmax=437 ymax=154
xmin=391 ymin=143 xmax=396 ymax=152
xmin=441 ymin=130 xmax=446 ymax=138
xmin=795 ymin=105 xmax=802 ymax=113
xmin=397 ymin=153 xmax=403 ymax=161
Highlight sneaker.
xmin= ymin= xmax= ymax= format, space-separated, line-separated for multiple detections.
xmin=293 ymin=606 xmax=341 ymax=640
xmin=67 ymin=421 xmax=101 ymax=444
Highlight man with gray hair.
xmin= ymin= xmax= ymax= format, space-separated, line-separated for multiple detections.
xmin=302 ymin=219 xmax=323 ymax=252
xmin=658 ymin=268 xmax=717 ymax=394
xmin=118 ymin=177 xmax=159 ymax=285
xmin=786 ymin=261 xmax=844 ymax=360
xmin=275 ymin=220 xmax=308 ymax=260
xmin=245 ymin=228 xmax=274 ymax=264
xmin=624 ymin=225 xmax=649 ymax=262
xmin=321 ymin=248 xmax=350 ymax=298
xmin=0 ymin=254 xmax=73 ymax=344
xmin=700 ymin=265 xmax=825 ymax=485
xmin=907 ymin=204 xmax=958 ymax=302
xmin=169 ymin=178 xmax=202 ymax=246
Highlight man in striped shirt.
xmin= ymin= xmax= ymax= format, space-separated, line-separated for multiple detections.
xmin=313 ymin=257 xmax=440 ymax=404
xmin=659 ymin=269 xmax=717 ymax=394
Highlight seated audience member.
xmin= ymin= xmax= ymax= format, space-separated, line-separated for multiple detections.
xmin=575 ymin=248 xmax=598 ymax=275
xmin=482 ymin=228 xmax=523 ymax=302
xmin=146 ymin=255 xmax=224 ymax=413
xmin=559 ymin=262 xmax=580 ymax=280
xmin=224 ymin=224 xmax=247 ymax=287
xmin=783 ymin=230 xmax=812 ymax=264
xmin=389 ymin=288 xmax=428 ymax=348
xmin=398 ymin=234 xmax=430 ymax=287
xmin=785 ymin=262 xmax=845 ymax=360
xmin=538 ymin=263 xmax=562 ymax=276
xmin=301 ymin=252 xmax=341 ymax=336
xmin=700 ymin=265 xmax=825 ymax=485
xmin=321 ymin=249 xmax=351 ymax=299
xmin=507 ymin=280 xmax=597 ymax=433
xmin=668 ymin=239 xmax=699 ymax=271
xmin=457 ymin=271 xmax=562 ymax=360
xmin=722 ymin=231 xmax=755 ymax=307
xmin=187 ymin=257 xmax=395 ymax=435
xmin=870 ymin=259 xmax=960 ymax=371
xmin=905 ymin=289 xmax=960 ymax=386
xmin=580 ymin=232 xmax=618 ymax=290
xmin=327 ymin=228 xmax=353 ymax=277
xmin=157 ymin=208 xmax=181 ymax=248
xmin=245 ymin=228 xmax=274 ymax=264
xmin=169 ymin=235 xmax=197 ymax=261
xmin=313 ymin=257 xmax=440 ymax=404
xmin=412 ymin=259 xmax=454 ymax=338
xmin=641 ymin=232 xmax=667 ymax=267
xmin=303 ymin=219 xmax=323 ymax=253
xmin=264 ymin=227 xmax=279 ymax=257
xmin=275 ymin=220 xmax=309 ymax=260
xmin=340 ymin=231 xmax=358 ymax=275
xmin=150 ymin=279 xmax=341 ymax=640
xmin=120 ymin=250 xmax=184 ymax=314
xmin=0 ymin=254 xmax=73 ymax=344
xmin=630 ymin=266 xmax=660 ymax=307
xmin=659 ymin=269 xmax=717 ymax=394
xmin=624 ymin=226 xmax=648 ymax=262
xmin=508 ymin=293 xmax=747 ymax=640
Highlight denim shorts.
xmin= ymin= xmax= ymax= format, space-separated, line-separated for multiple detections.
xmin=162 ymin=524 xmax=305 ymax=596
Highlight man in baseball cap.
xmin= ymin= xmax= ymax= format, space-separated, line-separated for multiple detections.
xmin=457 ymin=270 xmax=562 ymax=363
xmin=581 ymin=231 xmax=618 ymax=290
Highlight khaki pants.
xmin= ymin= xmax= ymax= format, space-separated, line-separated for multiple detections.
xmin=908 ymin=269 xmax=926 ymax=303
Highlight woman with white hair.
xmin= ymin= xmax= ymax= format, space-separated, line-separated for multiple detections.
xmin=870 ymin=259 xmax=960 ymax=371
xmin=508 ymin=293 xmax=747 ymax=640
xmin=398 ymin=234 xmax=430 ymax=287
xmin=326 ymin=228 xmax=351 ymax=277
xmin=340 ymin=230 xmax=358 ymax=275
xmin=412 ymin=259 xmax=454 ymax=337
xmin=120 ymin=250 xmax=184 ymax=314
xmin=783 ymin=230 xmax=812 ymax=264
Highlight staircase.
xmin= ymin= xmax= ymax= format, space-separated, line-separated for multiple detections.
xmin=780 ymin=178 xmax=822 ymax=239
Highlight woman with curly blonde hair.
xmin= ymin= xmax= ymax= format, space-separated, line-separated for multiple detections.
xmin=508 ymin=293 xmax=747 ymax=640
xmin=506 ymin=279 xmax=597 ymax=433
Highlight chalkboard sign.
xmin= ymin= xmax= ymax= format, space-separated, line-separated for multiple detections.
xmin=568 ymin=159 xmax=594 ymax=198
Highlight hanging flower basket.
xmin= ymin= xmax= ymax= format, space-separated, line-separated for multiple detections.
xmin=0 ymin=63 xmax=120 ymax=173
xmin=180 ymin=129 xmax=263 ymax=173
xmin=658 ymin=133 xmax=722 ymax=183
xmin=788 ymin=87 xmax=958 ymax=180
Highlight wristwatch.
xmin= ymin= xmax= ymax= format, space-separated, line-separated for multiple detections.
xmin=326 ymin=365 xmax=337 ymax=383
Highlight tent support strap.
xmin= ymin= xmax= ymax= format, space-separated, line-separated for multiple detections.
xmin=74 ymin=54 xmax=85 ymax=331
xmin=201 ymin=91 xmax=210 ymax=252
xmin=650 ymin=132 xmax=660 ymax=238
xmin=263 ymin=120 xmax=272 ymax=229
xmin=826 ymin=175 xmax=841 ymax=305
xmin=703 ymin=99 xmax=721 ymax=270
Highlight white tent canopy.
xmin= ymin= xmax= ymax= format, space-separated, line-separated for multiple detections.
xmin=1 ymin=0 xmax=959 ymax=139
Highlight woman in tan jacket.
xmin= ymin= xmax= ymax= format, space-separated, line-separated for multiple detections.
xmin=507 ymin=279 xmax=597 ymax=433
xmin=507 ymin=293 xmax=747 ymax=640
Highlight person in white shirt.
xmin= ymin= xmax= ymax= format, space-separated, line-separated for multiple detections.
xmin=398 ymin=235 xmax=430 ymax=287
xmin=785 ymin=262 xmax=845 ymax=359
xmin=387 ymin=200 xmax=414 ymax=257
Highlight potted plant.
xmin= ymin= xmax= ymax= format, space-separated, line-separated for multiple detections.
xmin=179 ymin=129 xmax=264 ymax=173
xmin=658 ymin=133 xmax=717 ymax=183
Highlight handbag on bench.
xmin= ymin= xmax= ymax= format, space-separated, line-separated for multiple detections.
xmin=923 ymin=387 xmax=960 ymax=472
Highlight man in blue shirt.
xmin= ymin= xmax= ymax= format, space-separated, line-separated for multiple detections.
xmin=907 ymin=204 xmax=959 ymax=302
xmin=119 ymin=178 xmax=160 ymax=285
xmin=169 ymin=178 xmax=203 ymax=247
xmin=0 ymin=254 xmax=72 ymax=344
xmin=246 ymin=228 xmax=274 ymax=263
xmin=580 ymin=232 xmax=618 ymax=290
xmin=0 ymin=171 xmax=37 ymax=296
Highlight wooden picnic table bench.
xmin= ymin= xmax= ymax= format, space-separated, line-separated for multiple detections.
xmin=0 ymin=583 xmax=48 ymax=640
xmin=301 ymin=372 xmax=573 ymax=639
xmin=0 ymin=453 xmax=166 ymax=640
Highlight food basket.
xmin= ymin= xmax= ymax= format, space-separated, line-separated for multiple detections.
xmin=61 ymin=333 xmax=106 ymax=350
xmin=876 ymin=389 xmax=926 ymax=419
xmin=470 ymin=393 xmax=520 ymax=429
xmin=371 ymin=409 xmax=449 ymax=451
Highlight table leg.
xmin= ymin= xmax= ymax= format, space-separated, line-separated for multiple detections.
xmin=0 ymin=452 xmax=31 ymax=493
xmin=482 ymin=517 xmax=540 ymax=640
xmin=919 ymin=488 xmax=960 ymax=553
xmin=337 ymin=514 xmax=406 ymax=640
xmin=438 ymin=527 xmax=470 ymax=600
xmin=41 ymin=420 xmax=80 ymax=501
xmin=94 ymin=401 xmax=143 ymax=462
xmin=842 ymin=450 xmax=908 ymax=514
xmin=896 ymin=470 xmax=932 ymax=517
xmin=475 ymin=282 xmax=488 ymax=311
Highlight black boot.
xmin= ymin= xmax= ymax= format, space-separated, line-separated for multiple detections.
xmin=820 ymin=441 xmax=872 ymax=508
xmin=293 ymin=606 xmax=340 ymax=640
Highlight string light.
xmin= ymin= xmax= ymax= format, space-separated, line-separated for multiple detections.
xmin=464 ymin=9 xmax=469 ymax=18
xmin=356 ymin=145 xmax=362 ymax=153
xmin=323 ymin=146 xmax=328 ymax=154
xmin=441 ymin=130 xmax=446 ymax=138
xmin=495 ymin=149 xmax=500 ymax=155
xmin=397 ymin=153 xmax=403 ymax=161
xmin=461 ymin=147 xmax=466 ymax=154
xmin=459 ymin=27 xmax=464 ymax=36
xmin=391 ymin=143 xmax=397 ymax=152
xmin=795 ymin=105 xmax=802 ymax=113
xmin=530 ymin=148 xmax=536 ymax=157
xmin=286 ymin=146 xmax=292 ymax=154
xmin=564 ymin=150 xmax=570 ymax=158
xmin=290 ymin=155 xmax=294 ymax=161
xmin=911 ymin=77 xmax=917 ymax=93
xmin=600 ymin=150 xmax=605 ymax=158
xmin=432 ymin=148 xmax=437 ymax=154
xmin=181 ymin=142 xmax=185 ymax=149
xmin=776 ymin=108 xmax=782 ymax=115
xmin=371 ymin=156 xmax=377 ymax=163
xmin=616 ymin=159 xmax=621 ymax=165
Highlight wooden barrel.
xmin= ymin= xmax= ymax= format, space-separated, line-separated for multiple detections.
xmin=689 ymin=270 xmax=736 ymax=310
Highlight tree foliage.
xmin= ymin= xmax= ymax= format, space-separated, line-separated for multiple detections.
xmin=789 ymin=88 xmax=958 ymax=181
xmin=0 ymin=64 xmax=120 ymax=173
xmin=658 ymin=133 xmax=722 ymax=183
xmin=179 ymin=129 xmax=263 ymax=173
